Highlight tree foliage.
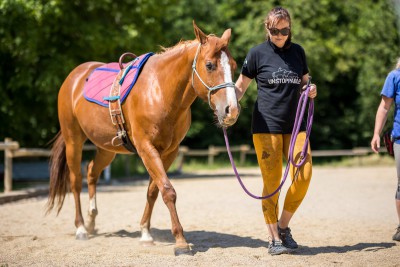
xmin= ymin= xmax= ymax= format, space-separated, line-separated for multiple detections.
xmin=0 ymin=0 xmax=399 ymax=150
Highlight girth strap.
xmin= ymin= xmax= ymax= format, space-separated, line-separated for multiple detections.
xmin=103 ymin=53 xmax=138 ymax=154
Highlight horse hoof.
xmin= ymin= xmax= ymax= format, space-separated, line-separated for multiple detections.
xmin=75 ymin=232 xmax=88 ymax=240
xmin=174 ymin=247 xmax=193 ymax=256
xmin=139 ymin=240 xmax=155 ymax=247
xmin=75 ymin=225 xmax=88 ymax=240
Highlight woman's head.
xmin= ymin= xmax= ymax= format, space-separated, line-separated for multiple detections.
xmin=396 ymin=58 xmax=400 ymax=69
xmin=264 ymin=7 xmax=292 ymax=48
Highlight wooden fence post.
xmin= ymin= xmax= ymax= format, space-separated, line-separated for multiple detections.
xmin=208 ymin=145 xmax=215 ymax=166
xmin=176 ymin=146 xmax=188 ymax=173
xmin=124 ymin=155 xmax=130 ymax=177
xmin=104 ymin=165 xmax=111 ymax=183
xmin=239 ymin=145 xmax=250 ymax=165
xmin=4 ymin=138 xmax=14 ymax=193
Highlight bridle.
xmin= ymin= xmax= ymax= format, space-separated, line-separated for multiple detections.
xmin=191 ymin=43 xmax=236 ymax=109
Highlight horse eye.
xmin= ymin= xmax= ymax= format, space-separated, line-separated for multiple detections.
xmin=205 ymin=62 xmax=214 ymax=71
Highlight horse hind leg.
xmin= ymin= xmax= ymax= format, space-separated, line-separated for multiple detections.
xmin=139 ymin=177 xmax=159 ymax=246
xmin=64 ymin=140 xmax=88 ymax=240
xmin=85 ymin=148 xmax=116 ymax=234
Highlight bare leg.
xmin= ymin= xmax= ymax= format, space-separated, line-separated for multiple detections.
xmin=278 ymin=210 xmax=294 ymax=229
xmin=266 ymin=223 xmax=280 ymax=241
xmin=396 ymin=200 xmax=400 ymax=224
xmin=392 ymin=143 xmax=400 ymax=225
xmin=266 ymin=210 xmax=294 ymax=242
xmin=85 ymin=148 xmax=116 ymax=234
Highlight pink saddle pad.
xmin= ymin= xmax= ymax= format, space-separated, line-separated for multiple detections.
xmin=83 ymin=52 xmax=153 ymax=107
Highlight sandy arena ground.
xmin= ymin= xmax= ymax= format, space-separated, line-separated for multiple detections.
xmin=0 ymin=166 xmax=400 ymax=266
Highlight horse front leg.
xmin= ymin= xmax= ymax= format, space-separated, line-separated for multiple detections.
xmin=139 ymin=148 xmax=179 ymax=246
xmin=139 ymin=146 xmax=191 ymax=256
xmin=161 ymin=179 xmax=190 ymax=255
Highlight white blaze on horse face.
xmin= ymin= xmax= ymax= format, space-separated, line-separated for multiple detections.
xmin=221 ymin=51 xmax=237 ymax=111
xmin=220 ymin=51 xmax=237 ymax=107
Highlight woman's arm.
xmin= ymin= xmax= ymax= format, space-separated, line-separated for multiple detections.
xmin=371 ymin=96 xmax=393 ymax=153
xmin=235 ymin=74 xmax=253 ymax=101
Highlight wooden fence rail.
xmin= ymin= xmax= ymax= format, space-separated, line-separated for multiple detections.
xmin=1 ymin=138 xmax=384 ymax=193
xmin=0 ymin=138 xmax=97 ymax=193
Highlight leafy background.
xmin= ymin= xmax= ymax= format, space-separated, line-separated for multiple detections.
xmin=1 ymin=0 xmax=399 ymax=150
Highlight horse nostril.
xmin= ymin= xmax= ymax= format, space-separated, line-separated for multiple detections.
xmin=225 ymin=106 xmax=230 ymax=115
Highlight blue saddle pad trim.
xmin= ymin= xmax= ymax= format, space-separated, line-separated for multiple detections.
xmin=83 ymin=52 xmax=154 ymax=107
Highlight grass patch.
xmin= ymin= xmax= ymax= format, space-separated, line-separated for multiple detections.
xmin=320 ymin=153 xmax=395 ymax=167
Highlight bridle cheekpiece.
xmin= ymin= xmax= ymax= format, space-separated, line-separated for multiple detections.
xmin=191 ymin=43 xmax=235 ymax=109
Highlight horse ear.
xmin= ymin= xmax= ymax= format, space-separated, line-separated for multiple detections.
xmin=193 ymin=20 xmax=208 ymax=44
xmin=220 ymin=28 xmax=231 ymax=47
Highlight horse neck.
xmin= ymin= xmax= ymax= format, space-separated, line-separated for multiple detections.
xmin=156 ymin=44 xmax=198 ymax=110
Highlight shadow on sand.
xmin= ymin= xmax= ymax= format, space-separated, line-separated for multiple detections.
xmin=97 ymin=228 xmax=397 ymax=255
xmin=295 ymin=242 xmax=396 ymax=255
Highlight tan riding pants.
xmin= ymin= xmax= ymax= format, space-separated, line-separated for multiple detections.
xmin=253 ymin=132 xmax=312 ymax=224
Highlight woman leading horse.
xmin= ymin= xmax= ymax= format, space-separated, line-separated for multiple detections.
xmin=46 ymin=22 xmax=239 ymax=256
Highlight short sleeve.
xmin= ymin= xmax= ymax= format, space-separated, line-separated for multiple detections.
xmin=299 ymin=46 xmax=309 ymax=75
xmin=241 ymin=49 xmax=256 ymax=79
xmin=381 ymin=71 xmax=396 ymax=98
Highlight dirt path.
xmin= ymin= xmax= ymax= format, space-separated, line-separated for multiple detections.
xmin=1 ymin=166 xmax=399 ymax=266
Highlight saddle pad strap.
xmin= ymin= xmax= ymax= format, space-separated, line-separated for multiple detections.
xmin=108 ymin=70 xmax=125 ymax=125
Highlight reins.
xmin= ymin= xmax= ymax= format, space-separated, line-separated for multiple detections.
xmin=191 ymin=44 xmax=236 ymax=109
xmin=223 ymin=78 xmax=314 ymax=200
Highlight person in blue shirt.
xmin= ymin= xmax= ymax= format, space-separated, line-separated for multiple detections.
xmin=235 ymin=6 xmax=317 ymax=255
xmin=371 ymin=58 xmax=400 ymax=242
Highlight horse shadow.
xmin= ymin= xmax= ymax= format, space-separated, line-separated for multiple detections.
xmin=96 ymin=228 xmax=397 ymax=255
xmin=97 ymin=228 xmax=267 ymax=254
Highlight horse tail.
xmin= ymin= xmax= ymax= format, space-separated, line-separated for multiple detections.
xmin=46 ymin=132 xmax=70 ymax=215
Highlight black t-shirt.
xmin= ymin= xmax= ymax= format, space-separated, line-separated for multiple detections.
xmin=241 ymin=40 xmax=309 ymax=134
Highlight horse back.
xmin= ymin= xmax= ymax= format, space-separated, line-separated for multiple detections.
xmin=59 ymin=62 xmax=103 ymax=102
xmin=58 ymin=61 xmax=128 ymax=152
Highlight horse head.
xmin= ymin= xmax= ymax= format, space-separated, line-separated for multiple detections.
xmin=191 ymin=21 xmax=240 ymax=128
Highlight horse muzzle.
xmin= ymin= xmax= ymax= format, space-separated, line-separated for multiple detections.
xmin=217 ymin=101 xmax=240 ymax=127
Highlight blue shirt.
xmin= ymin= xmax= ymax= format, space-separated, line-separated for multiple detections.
xmin=381 ymin=69 xmax=400 ymax=143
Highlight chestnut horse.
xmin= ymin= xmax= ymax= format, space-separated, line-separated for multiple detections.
xmin=46 ymin=22 xmax=239 ymax=256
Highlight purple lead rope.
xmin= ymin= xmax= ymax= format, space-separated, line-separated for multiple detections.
xmin=223 ymin=79 xmax=314 ymax=200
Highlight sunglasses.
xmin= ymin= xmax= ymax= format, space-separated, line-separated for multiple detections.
xmin=269 ymin=27 xmax=290 ymax=36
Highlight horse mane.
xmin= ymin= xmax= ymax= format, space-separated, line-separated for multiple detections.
xmin=158 ymin=34 xmax=217 ymax=54
xmin=158 ymin=40 xmax=197 ymax=54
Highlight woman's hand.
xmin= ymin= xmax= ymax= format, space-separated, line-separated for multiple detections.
xmin=370 ymin=133 xmax=381 ymax=153
xmin=370 ymin=96 xmax=394 ymax=153
xmin=302 ymin=83 xmax=317 ymax=98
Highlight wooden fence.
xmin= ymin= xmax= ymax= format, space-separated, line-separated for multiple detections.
xmin=0 ymin=138 xmax=98 ymax=193
xmin=1 ymin=138 xmax=384 ymax=193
